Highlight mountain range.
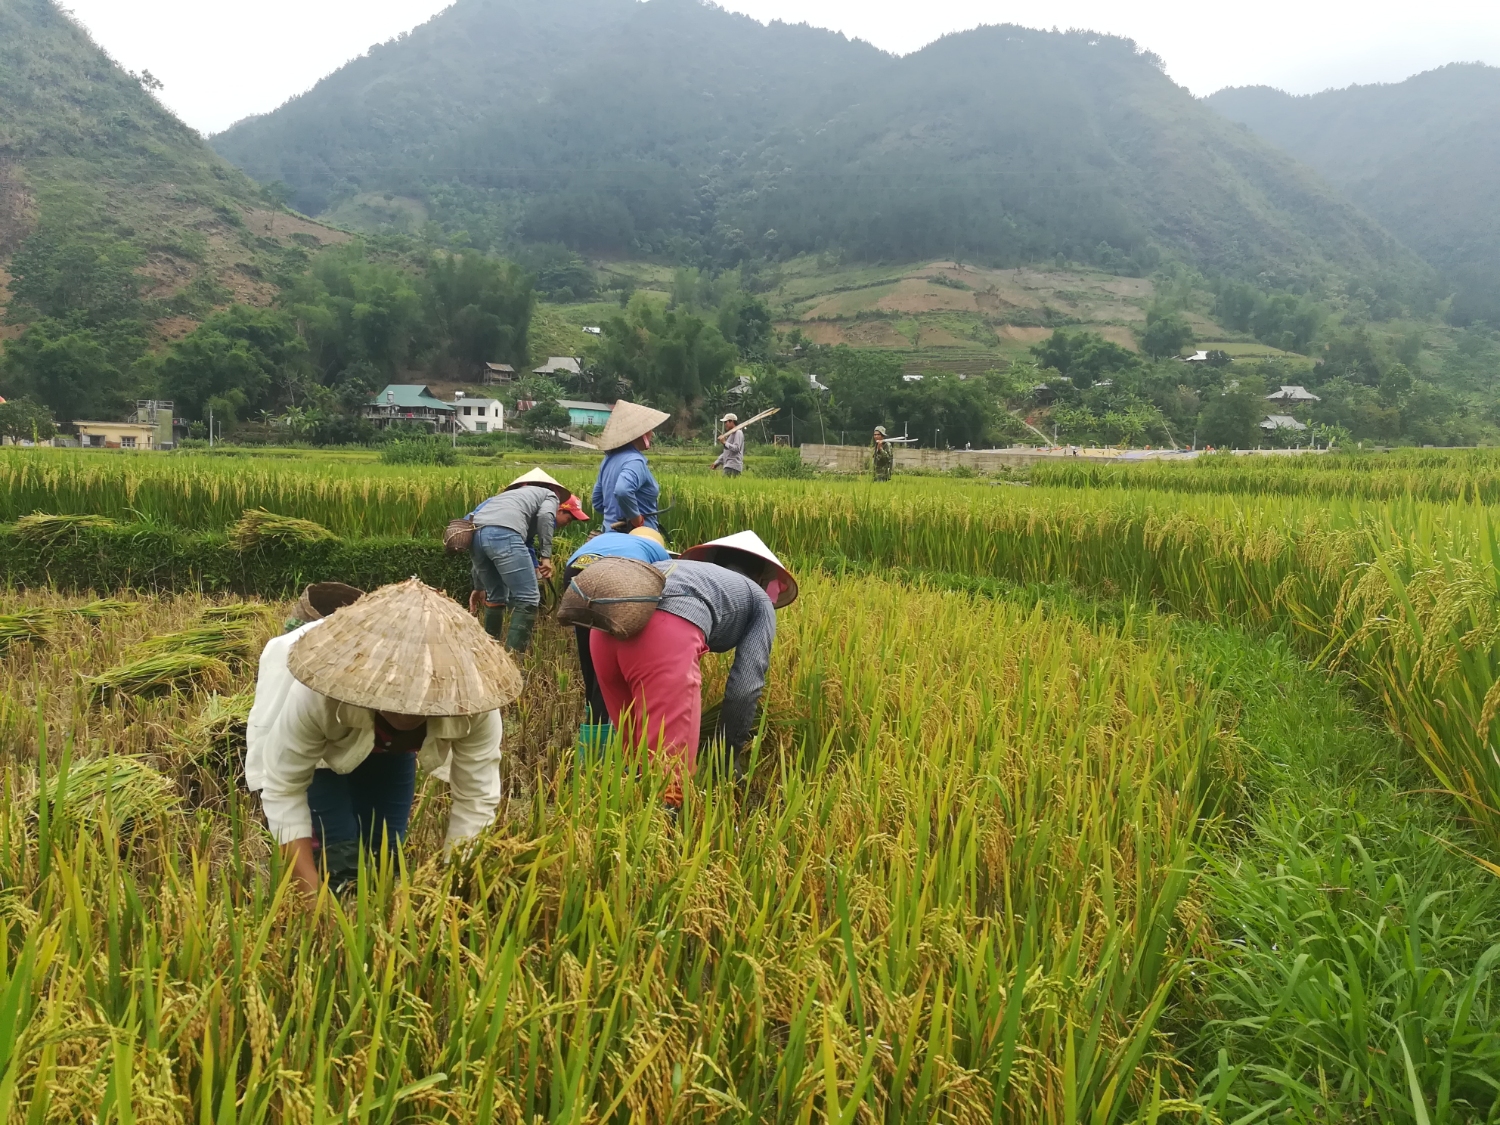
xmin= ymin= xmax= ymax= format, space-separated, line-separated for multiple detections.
xmin=211 ymin=0 xmax=1424 ymax=294
xmin=1208 ymin=64 xmax=1500 ymax=325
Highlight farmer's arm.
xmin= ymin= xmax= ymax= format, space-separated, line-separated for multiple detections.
xmin=534 ymin=493 xmax=560 ymax=560
xmin=612 ymin=462 xmax=644 ymax=526
xmin=442 ymin=710 xmax=503 ymax=847
xmin=261 ymin=684 xmax=347 ymax=895
xmin=720 ymin=593 xmax=777 ymax=749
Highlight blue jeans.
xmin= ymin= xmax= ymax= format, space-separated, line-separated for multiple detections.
xmin=471 ymin=525 xmax=540 ymax=609
xmin=307 ymin=752 xmax=418 ymax=885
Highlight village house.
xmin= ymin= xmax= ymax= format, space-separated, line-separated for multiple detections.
xmin=1266 ymin=385 xmax=1321 ymax=403
xmin=481 ymin=362 xmax=516 ymax=386
xmin=533 ymin=356 xmax=583 ymax=379
xmin=364 ymin=385 xmax=455 ymax=431
xmin=74 ymin=420 xmax=161 ymax=450
xmin=1260 ymin=413 xmax=1309 ymax=433
xmin=445 ymin=391 xmax=504 ymax=433
xmin=557 ymin=400 xmax=613 ymax=427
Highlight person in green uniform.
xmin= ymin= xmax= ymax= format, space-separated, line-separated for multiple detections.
xmin=872 ymin=425 xmax=894 ymax=482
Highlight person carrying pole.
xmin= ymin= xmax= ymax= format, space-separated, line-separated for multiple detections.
xmin=591 ymin=400 xmax=672 ymax=532
xmin=712 ymin=412 xmax=745 ymax=477
xmin=872 ymin=425 xmax=894 ymax=481
xmin=587 ymin=531 xmax=797 ymax=809
xmin=563 ymin=526 xmax=673 ymax=753
xmin=466 ymin=468 xmax=587 ymax=652
xmin=245 ymin=578 xmax=522 ymax=897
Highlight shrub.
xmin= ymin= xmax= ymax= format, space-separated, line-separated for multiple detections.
xmin=753 ymin=446 xmax=815 ymax=479
xmin=380 ymin=438 xmax=459 ymax=466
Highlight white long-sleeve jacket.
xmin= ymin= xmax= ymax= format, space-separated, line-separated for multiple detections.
xmin=244 ymin=622 xmax=503 ymax=847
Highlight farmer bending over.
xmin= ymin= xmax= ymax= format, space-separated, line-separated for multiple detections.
xmin=466 ymin=468 xmax=587 ymax=652
xmin=246 ymin=578 xmax=522 ymax=896
xmin=589 ymin=531 xmax=797 ymax=808
xmin=564 ymin=526 xmax=673 ymax=751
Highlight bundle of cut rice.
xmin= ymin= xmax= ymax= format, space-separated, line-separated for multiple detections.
xmin=66 ymin=599 xmax=138 ymax=623
xmin=127 ymin=623 xmax=258 ymax=663
xmin=14 ymin=512 xmax=117 ymax=544
xmin=86 ymin=652 xmax=232 ymax=702
xmin=170 ymin=691 xmax=253 ymax=771
xmin=41 ymin=755 xmax=180 ymax=828
xmin=0 ymin=610 xmax=51 ymax=654
xmin=228 ymin=509 xmax=338 ymax=551
xmin=198 ymin=603 xmax=275 ymax=626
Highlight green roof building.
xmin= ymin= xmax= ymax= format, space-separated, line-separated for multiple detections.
xmin=365 ymin=385 xmax=455 ymax=430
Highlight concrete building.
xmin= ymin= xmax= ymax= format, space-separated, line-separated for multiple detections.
xmin=558 ymin=399 xmax=612 ymax=427
xmin=364 ymin=385 xmax=455 ymax=431
xmin=74 ymin=421 xmax=161 ymax=450
xmin=446 ymin=392 xmax=504 ymax=433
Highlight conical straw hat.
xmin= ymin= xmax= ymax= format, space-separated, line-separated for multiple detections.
xmin=594 ymin=400 xmax=672 ymax=451
xmin=681 ymin=530 xmax=799 ymax=608
xmin=505 ymin=467 xmax=570 ymax=499
xmin=288 ymin=578 xmax=523 ymax=716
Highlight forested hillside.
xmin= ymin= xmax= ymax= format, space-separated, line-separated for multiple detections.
xmin=213 ymin=0 xmax=1424 ymax=292
xmin=0 ymin=0 xmax=348 ymax=422
xmin=1207 ymin=65 xmax=1500 ymax=325
xmin=0 ymin=0 xmax=549 ymax=440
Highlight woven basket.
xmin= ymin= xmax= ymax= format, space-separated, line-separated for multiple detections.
xmin=294 ymin=582 xmax=365 ymax=624
xmin=557 ymin=557 xmax=665 ymax=639
xmin=444 ymin=518 xmax=476 ymax=553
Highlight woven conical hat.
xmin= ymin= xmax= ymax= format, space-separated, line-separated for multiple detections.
xmin=288 ymin=578 xmax=522 ymax=716
xmin=505 ymin=467 xmax=570 ymax=499
xmin=681 ymin=530 xmax=799 ymax=608
xmin=594 ymin=400 xmax=672 ymax=451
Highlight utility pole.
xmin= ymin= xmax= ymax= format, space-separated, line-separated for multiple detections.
xmin=208 ymin=406 xmax=214 ymax=449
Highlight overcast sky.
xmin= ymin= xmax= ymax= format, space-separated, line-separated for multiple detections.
xmin=60 ymin=0 xmax=1500 ymax=135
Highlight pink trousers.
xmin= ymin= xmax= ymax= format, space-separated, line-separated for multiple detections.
xmin=589 ymin=610 xmax=709 ymax=780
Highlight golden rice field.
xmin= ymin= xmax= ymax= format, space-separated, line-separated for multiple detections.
xmin=2 ymin=448 xmax=1500 ymax=1122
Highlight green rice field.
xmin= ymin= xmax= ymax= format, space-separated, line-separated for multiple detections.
xmin=1 ymin=447 xmax=1500 ymax=1121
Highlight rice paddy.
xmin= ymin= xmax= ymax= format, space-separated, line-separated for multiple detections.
xmin=2 ymin=447 xmax=1500 ymax=1121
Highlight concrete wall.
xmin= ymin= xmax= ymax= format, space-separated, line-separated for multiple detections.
xmin=800 ymin=444 xmax=1124 ymax=473
xmin=799 ymin=444 xmax=1331 ymax=473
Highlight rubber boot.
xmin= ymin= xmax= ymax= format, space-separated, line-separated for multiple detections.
xmin=505 ymin=603 xmax=540 ymax=653
xmin=483 ymin=606 xmax=507 ymax=642
xmin=576 ymin=723 xmax=615 ymax=761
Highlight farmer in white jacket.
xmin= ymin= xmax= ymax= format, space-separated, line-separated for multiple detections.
xmin=246 ymin=578 xmax=523 ymax=895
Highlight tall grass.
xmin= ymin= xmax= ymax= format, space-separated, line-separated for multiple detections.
xmin=0 ymin=579 xmax=1226 ymax=1120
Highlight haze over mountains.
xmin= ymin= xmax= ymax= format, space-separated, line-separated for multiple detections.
xmin=1208 ymin=64 xmax=1500 ymax=325
xmin=211 ymin=0 xmax=1424 ymax=295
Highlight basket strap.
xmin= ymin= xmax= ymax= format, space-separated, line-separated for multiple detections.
xmin=566 ymin=578 xmax=662 ymax=607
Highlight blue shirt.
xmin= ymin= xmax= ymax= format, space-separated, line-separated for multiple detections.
xmin=567 ymin=532 xmax=670 ymax=570
xmin=592 ymin=447 xmax=660 ymax=530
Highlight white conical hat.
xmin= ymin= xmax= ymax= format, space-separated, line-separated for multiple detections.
xmin=505 ymin=467 xmax=570 ymax=499
xmin=288 ymin=578 xmax=523 ymax=716
xmin=594 ymin=400 xmax=672 ymax=451
xmin=681 ymin=530 xmax=798 ymax=608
